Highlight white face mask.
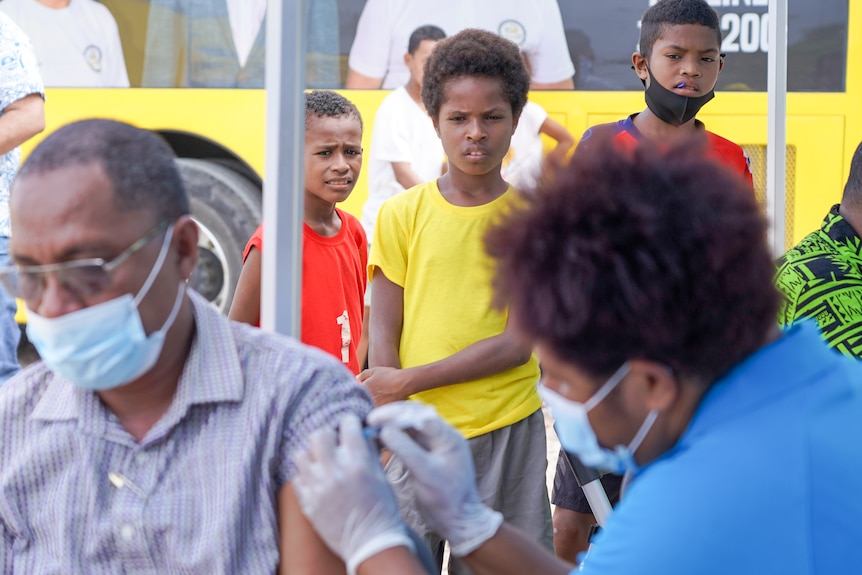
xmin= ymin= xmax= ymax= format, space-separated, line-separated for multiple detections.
xmin=26 ymin=227 xmax=185 ymax=391
xmin=538 ymin=362 xmax=658 ymax=475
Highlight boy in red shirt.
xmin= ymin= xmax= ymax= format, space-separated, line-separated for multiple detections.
xmin=229 ymin=90 xmax=368 ymax=374
xmin=553 ymin=0 xmax=751 ymax=562
xmin=579 ymin=0 xmax=752 ymax=185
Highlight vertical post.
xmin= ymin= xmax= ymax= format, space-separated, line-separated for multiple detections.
xmin=262 ymin=0 xmax=306 ymax=336
xmin=767 ymin=0 xmax=788 ymax=257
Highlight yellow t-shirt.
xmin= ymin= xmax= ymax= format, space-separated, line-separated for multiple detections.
xmin=369 ymin=181 xmax=541 ymax=438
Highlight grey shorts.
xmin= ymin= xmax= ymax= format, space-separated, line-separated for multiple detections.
xmin=385 ymin=409 xmax=553 ymax=574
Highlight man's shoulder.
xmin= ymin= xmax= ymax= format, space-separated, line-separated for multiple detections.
xmin=0 ymin=362 xmax=55 ymax=421
xmin=777 ymin=225 xmax=843 ymax=274
xmin=225 ymin=313 xmax=363 ymax=400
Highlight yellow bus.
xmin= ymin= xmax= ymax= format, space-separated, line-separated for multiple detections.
xmin=7 ymin=0 xmax=861 ymax=314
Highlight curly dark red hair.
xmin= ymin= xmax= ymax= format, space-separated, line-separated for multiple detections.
xmin=486 ymin=135 xmax=779 ymax=384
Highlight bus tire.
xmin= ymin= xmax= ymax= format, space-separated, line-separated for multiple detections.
xmin=177 ymin=158 xmax=262 ymax=314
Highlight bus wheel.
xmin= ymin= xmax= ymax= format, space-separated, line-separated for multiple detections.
xmin=177 ymin=159 xmax=261 ymax=314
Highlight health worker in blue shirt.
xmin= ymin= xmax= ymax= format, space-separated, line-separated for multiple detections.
xmin=289 ymin=132 xmax=862 ymax=575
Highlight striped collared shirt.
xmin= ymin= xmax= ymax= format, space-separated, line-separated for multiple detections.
xmin=0 ymin=290 xmax=372 ymax=573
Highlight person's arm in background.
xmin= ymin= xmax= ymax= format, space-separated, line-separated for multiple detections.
xmin=360 ymin=308 xmax=532 ymax=406
xmin=345 ymin=0 xmax=390 ymax=89
xmin=539 ymin=116 xmax=575 ymax=169
xmin=367 ymin=270 xmax=403 ymax=370
xmin=391 ymin=162 xmax=424 ymax=189
xmin=0 ymin=14 xmax=45 ymax=154
xmin=355 ymin=233 xmax=371 ymax=370
xmin=525 ymin=0 xmax=576 ymax=90
xmin=228 ymin=246 xmax=262 ymax=325
xmin=0 ymin=93 xmax=44 ymax=155
xmin=346 ymin=69 xmax=384 ymax=89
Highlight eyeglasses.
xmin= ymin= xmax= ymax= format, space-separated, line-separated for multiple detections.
xmin=0 ymin=221 xmax=169 ymax=302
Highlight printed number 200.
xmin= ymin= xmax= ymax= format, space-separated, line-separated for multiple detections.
xmin=721 ymin=12 xmax=769 ymax=54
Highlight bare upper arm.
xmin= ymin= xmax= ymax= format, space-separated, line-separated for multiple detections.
xmin=0 ymin=93 xmax=45 ymax=156
xmin=539 ymin=117 xmax=575 ymax=148
xmin=278 ymin=481 xmax=346 ymax=575
xmin=346 ymin=69 xmax=384 ymax=89
xmin=390 ymin=162 xmax=423 ymax=190
xmin=369 ymin=270 xmax=404 ymax=368
xmin=228 ymin=246 xmax=262 ymax=325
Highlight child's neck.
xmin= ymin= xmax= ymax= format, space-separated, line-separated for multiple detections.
xmin=633 ymin=108 xmax=701 ymax=143
xmin=405 ymin=79 xmax=424 ymax=108
xmin=436 ymin=169 xmax=510 ymax=207
xmin=304 ymin=200 xmax=342 ymax=237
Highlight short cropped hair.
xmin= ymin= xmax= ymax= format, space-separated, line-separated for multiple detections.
xmin=421 ymin=28 xmax=529 ymax=121
xmin=639 ymin=0 xmax=722 ymax=57
xmin=485 ymin=136 xmax=779 ymax=385
xmin=408 ymin=24 xmax=446 ymax=55
xmin=305 ymin=89 xmax=363 ymax=132
xmin=15 ymin=119 xmax=189 ymax=223
xmin=841 ymin=141 xmax=862 ymax=208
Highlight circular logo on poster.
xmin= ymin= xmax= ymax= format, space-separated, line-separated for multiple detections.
xmin=84 ymin=45 xmax=103 ymax=72
xmin=498 ymin=20 xmax=526 ymax=46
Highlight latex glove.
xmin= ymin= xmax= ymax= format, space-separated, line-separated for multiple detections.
xmin=368 ymin=401 xmax=503 ymax=557
xmin=293 ymin=413 xmax=415 ymax=575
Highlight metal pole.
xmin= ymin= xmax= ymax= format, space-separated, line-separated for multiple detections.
xmin=767 ymin=0 xmax=788 ymax=257
xmin=262 ymin=0 xmax=306 ymax=336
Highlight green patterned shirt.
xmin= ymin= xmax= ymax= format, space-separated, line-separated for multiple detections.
xmin=775 ymin=204 xmax=862 ymax=358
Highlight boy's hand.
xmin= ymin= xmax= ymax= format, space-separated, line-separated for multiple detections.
xmin=358 ymin=367 xmax=412 ymax=406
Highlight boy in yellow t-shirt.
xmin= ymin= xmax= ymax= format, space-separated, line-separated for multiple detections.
xmin=360 ymin=28 xmax=552 ymax=573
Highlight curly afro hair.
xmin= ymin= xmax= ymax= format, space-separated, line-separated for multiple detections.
xmin=485 ymin=135 xmax=778 ymax=385
xmin=421 ymin=28 xmax=529 ymax=121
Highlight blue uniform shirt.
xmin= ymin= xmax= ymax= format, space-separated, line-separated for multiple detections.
xmin=578 ymin=322 xmax=862 ymax=575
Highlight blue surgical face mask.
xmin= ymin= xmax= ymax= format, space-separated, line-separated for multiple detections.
xmin=26 ymin=226 xmax=185 ymax=391
xmin=538 ymin=363 xmax=658 ymax=475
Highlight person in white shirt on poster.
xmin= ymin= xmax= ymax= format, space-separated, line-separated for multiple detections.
xmin=346 ymin=0 xmax=574 ymax=90
xmin=0 ymin=0 xmax=129 ymax=88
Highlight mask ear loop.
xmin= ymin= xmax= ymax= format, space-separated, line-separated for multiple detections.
xmin=619 ymin=408 xmax=659 ymax=496
xmin=133 ymin=224 xmax=175 ymax=307
xmin=626 ymin=409 xmax=659 ymax=456
xmin=583 ymin=362 xmax=631 ymax=411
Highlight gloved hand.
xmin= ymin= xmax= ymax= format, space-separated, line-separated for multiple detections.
xmin=368 ymin=401 xmax=503 ymax=557
xmin=293 ymin=413 xmax=415 ymax=575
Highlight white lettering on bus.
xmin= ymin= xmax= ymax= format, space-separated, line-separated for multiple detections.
xmin=721 ymin=12 xmax=769 ymax=53
xmin=707 ymin=0 xmax=768 ymax=7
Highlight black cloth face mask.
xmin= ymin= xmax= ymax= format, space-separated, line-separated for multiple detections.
xmin=640 ymin=64 xmax=714 ymax=126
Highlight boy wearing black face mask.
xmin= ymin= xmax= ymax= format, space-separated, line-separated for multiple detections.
xmin=551 ymin=0 xmax=752 ymax=563
xmin=577 ymin=0 xmax=752 ymax=185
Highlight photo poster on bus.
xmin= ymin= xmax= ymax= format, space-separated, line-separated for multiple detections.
xmin=557 ymin=0 xmax=848 ymax=92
